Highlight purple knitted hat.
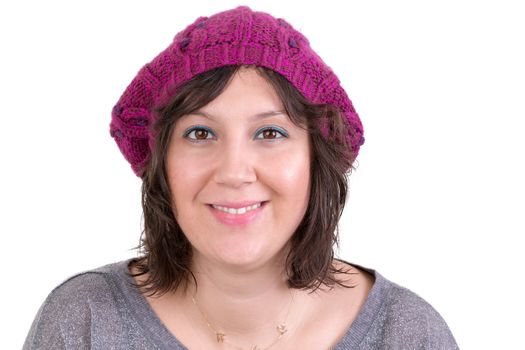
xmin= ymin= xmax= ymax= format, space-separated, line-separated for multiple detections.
xmin=110 ymin=6 xmax=364 ymax=177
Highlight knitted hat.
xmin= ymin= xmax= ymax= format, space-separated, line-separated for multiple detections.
xmin=110 ymin=6 xmax=364 ymax=177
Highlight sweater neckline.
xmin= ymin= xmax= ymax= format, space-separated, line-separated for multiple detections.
xmin=111 ymin=259 xmax=389 ymax=349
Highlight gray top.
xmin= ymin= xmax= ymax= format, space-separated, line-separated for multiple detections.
xmin=23 ymin=260 xmax=458 ymax=349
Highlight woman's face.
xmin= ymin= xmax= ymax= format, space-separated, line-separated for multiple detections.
xmin=166 ymin=67 xmax=311 ymax=270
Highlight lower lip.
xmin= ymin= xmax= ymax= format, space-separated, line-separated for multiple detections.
xmin=208 ymin=202 xmax=267 ymax=227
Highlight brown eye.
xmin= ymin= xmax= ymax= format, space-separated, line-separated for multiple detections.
xmin=184 ymin=127 xmax=215 ymax=141
xmin=255 ymin=127 xmax=288 ymax=140
xmin=263 ymin=129 xmax=277 ymax=139
xmin=194 ymin=129 xmax=208 ymax=139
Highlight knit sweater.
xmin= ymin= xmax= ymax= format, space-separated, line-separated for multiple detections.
xmin=23 ymin=260 xmax=458 ymax=349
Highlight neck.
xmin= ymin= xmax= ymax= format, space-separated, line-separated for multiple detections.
xmin=184 ymin=251 xmax=300 ymax=338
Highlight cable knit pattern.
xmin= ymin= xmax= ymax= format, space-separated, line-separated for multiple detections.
xmin=110 ymin=6 xmax=364 ymax=176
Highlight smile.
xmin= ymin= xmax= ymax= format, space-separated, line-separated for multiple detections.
xmin=208 ymin=201 xmax=267 ymax=227
xmin=211 ymin=202 xmax=262 ymax=215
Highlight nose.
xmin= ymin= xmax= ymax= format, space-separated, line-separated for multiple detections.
xmin=213 ymin=140 xmax=257 ymax=188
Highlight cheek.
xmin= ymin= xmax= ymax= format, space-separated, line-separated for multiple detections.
xmin=260 ymin=145 xmax=311 ymax=204
xmin=166 ymin=154 xmax=211 ymax=212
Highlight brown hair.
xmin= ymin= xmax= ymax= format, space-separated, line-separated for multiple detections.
xmin=130 ymin=65 xmax=358 ymax=296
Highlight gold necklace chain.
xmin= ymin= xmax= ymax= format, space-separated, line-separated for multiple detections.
xmin=191 ymin=289 xmax=295 ymax=350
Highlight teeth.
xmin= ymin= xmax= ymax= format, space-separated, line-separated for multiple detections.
xmin=212 ymin=202 xmax=262 ymax=215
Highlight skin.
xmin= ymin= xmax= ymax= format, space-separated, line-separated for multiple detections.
xmin=133 ymin=67 xmax=374 ymax=349
xmin=167 ymin=67 xmax=311 ymax=273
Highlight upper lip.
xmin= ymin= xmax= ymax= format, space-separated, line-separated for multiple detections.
xmin=209 ymin=201 xmax=267 ymax=209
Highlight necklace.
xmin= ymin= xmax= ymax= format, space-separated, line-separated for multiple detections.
xmin=191 ymin=289 xmax=295 ymax=350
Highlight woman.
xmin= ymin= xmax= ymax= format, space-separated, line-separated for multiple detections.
xmin=24 ymin=6 xmax=458 ymax=349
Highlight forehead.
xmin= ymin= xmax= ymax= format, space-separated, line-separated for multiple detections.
xmin=205 ymin=68 xmax=282 ymax=110
xmin=179 ymin=67 xmax=289 ymax=123
xmin=185 ymin=109 xmax=289 ymax=123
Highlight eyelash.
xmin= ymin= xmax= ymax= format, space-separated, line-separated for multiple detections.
xmin=183 ymin=125 xmax=289 ymax=142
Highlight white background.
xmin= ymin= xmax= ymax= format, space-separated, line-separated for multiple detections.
xmin=1 ymin=0 xmax=524 ymax=348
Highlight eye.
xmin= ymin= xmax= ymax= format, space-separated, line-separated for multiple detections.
xmin=183 ymin=126 xmax=216 ymax=142
xmin=254 ymin=126 xmax=289 ymax=140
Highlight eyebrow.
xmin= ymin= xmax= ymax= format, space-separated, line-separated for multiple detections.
xmin=189 ymin=110 xmax=288 ymax=121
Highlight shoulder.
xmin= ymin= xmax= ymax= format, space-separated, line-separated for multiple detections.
xmin=38 ymin=261 xmax=121 ymax=314
xmin=49 ymin=263 xmax=117 ymax=300
xmin=364 ymin=271 xmax=459 ymax=349
xmin=384 ymin=280 xmax=453 ymax=332
xmin=23 ymin=261 xmax=128 ymax=349
xmin=330 ymin=260 xmax=458 ymax=349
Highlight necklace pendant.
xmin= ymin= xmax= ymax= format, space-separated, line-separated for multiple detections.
xmin=277 ymin=324 xmax=288 ymax=335
xmin=216 ymin=332 xmax=225 ymax=343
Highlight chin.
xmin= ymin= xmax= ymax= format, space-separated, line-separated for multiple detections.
xmin=217 ymin=252 xmax=264 ymax=267
xmin=211 ymin=249 xmax=274 ymax=270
